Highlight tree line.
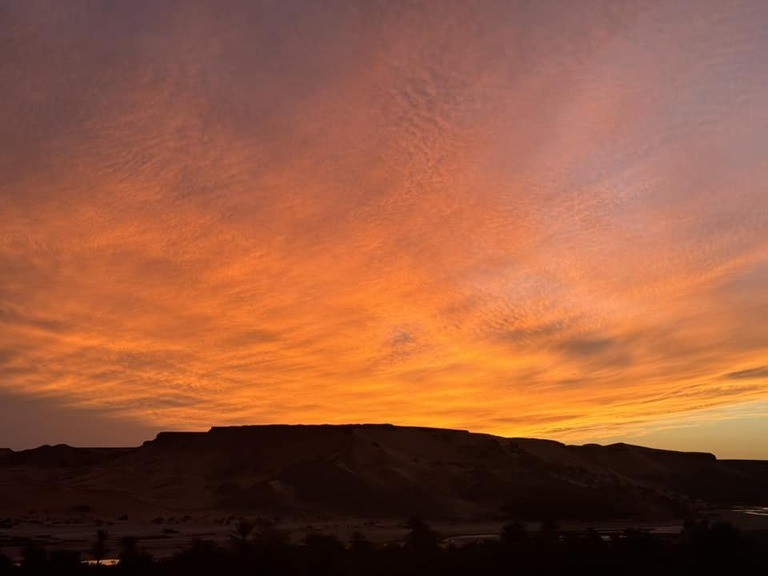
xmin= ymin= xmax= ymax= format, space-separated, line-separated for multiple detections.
xmin=1 ymin=517 xmax=767 ymax=575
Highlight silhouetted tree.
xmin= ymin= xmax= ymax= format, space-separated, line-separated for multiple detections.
xmin=500 ymin=520 xmax=529 ymax=547
xmin=167 ymin=538 xmax=228 ymax=576
xmin=3 ymin=513 xmax=766 ymax=576
xmin=683 ymin=521 xmax=750 ymax=575
xmin=251 ymin=518 xmax=289 ymax=554
xmin=401 ymin=518 xmax=441 ymax=576
xmin=49 ymin=550 xmax=83 ymax=576
xmin=118 ymin=535 xmax=153 ymax=574
xmin=302 ymin=532 xmax=346 ymax=576
xmin=230 ymin=519 xmax=256 ymax=555
xmin=349 ymin=531 xmax=374 ymax=553
xmin=0 ymin=552 xmax=12 ymax=576
xmin=91 ymin=529 xmax=110 ymax=565
xmin=539 ymin=518 xmax=560 ymax=535
xmin=20 ymin=544 xmax=48 ymax=576
xmin=348 ymin=531 xmax=376 ymax=576
xmin=403 ymin=517 xmax=440 ymax=553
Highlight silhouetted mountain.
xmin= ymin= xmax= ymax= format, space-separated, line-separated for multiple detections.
xmin=0 ymin=425 xmax=765 ymax=520
xmin=1 ymin=444 xmax=129 ymax=467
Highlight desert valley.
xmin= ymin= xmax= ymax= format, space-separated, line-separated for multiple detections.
xmin=1 ymin=425 xmax=767 ymax=562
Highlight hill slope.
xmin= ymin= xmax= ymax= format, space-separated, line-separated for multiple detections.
xmin=0 ymin=425 xmax=765 ymax=520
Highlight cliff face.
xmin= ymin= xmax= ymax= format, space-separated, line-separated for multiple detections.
xmin=0 ymin=425 xmax=766 ymax=520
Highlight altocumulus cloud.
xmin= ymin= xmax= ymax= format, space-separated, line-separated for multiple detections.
xmin=0 ymin=0 xmax=767 ymax=453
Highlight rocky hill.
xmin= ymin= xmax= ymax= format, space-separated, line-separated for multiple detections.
xmin=0 ymin=425 xmax=766 ymax=521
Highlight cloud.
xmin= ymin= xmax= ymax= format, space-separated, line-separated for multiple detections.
xmin=0 ymin=0 xmax=767 ymax=454
xmin=724 ymin=367 xmax=768 ymax=381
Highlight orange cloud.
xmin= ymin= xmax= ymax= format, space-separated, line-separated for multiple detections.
xmin=1 ymin=1 xmax=767 ymax=455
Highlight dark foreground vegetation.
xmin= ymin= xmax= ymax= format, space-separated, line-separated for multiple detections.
xmin=1 ymin=518 xmax=767 ymax=576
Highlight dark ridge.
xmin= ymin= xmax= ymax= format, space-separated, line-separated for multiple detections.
xmin=143 ymin=431 xmax=208 ymax=447
xmin=207 ymin=423 xmax=472 ymax=434
xmin=1 ymin=444 xmax=130 ymax=467
xmin=0 ymin=425 xmax=765 ymax=520
xmin=604 ymin=442 xmax=718 ymax=461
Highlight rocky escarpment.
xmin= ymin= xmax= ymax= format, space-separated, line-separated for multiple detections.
xmin=0 ymin=425 xmax=766 ymax=520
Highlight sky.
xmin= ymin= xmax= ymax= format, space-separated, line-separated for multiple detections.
xmin=1 ymin=0 xmax=767 ymax=457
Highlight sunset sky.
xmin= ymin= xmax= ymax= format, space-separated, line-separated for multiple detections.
xmin=1 ymin=0 xmax=767 ymax=457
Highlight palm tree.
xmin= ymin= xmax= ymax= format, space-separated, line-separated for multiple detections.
xmin=501 ymin=520 xmax=529 ymax=547
xmin=118 ymin=535 xmax=153 ymax=573
xmin=118 ymin=535 xmax=139 ymax=563
xmin=230 ymin=519 xmax=256 ymax=553
xmin=90 ymin=529 xmax=109 ymax=565
xmin=404 ymin=517 xmax=440 ymax=552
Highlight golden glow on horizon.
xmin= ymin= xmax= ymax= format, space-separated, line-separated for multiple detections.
xmin=1 ymin=1 xmax=767 ymax=454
